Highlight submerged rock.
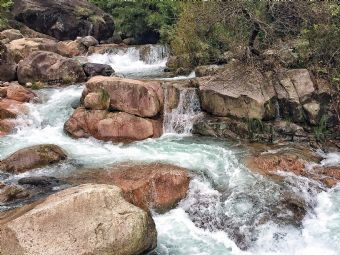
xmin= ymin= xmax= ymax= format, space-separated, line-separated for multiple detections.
xmin=245 ymin=147 xmax=340 ymax=187
xmin=0 ymin=144 xmax=67 ymax=173
xmin=11 ymin=0 xmax=115 ymax=41
xmin=0 ymin=184 xmax=157 ymax=255
xmin=17 ymin=51 xmax=86 ymax=85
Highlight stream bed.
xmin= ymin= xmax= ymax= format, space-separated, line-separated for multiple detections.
xmin=0 ymin=45 xmax=340 ymax=255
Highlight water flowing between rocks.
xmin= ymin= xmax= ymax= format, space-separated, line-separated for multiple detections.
xmin=0 ymin=45 xmax=340 ymax=255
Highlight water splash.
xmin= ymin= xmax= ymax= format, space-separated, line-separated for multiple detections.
xmin=87 ymin=44 xmax=168 ymax=78
xmin=163 ymin=87 xmax=202 ymax=135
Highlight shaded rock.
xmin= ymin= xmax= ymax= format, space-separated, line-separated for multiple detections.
xmin=6 ymin=38 xmax=60 ymax=63
xmin=0 ymin=42 xmax=17 ymax=82
xmin=0 ymin=184 xmax=29 ymax=203
xmin=12 ymin=0 xmax=115 ymax=41
xmin=276 ymin=69 xmax=316 ymax=123
xmin=18 ymin=176 xmax=65 ymax=187
xmin=64 ymin=107 xmax=160 ymax=142
xmin=6 ymin=84 xmax=37 ymax=102
xmin=0 ymin=184 xmax=157 ymax=255
xmin=0 ymin=99 xmax=27 ymax=119
xmin=199 ymin=61 xmax=277 ymax=120
xmin=0 ymin=144 xmax=67 ymax=173
xmin=17 ymin=51 xmax=86 ymax=85
xmin=0 ymin=29 xmax=23 ymax=42
xmin=83 ymin=63 xmax=115 ymax=77
xmin=78 ymin=36 xmax=99 ymax=48
xmin=123 ymin=37 xmax=136 ymax=45
xmin=85 ymin=76 xmax=163 ymax=117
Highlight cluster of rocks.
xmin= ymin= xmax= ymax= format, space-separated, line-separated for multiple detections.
xmin=0 ymin=82 xmax=38 ymax=136
xmin=164 ymin=60 xmax=338 ymax=144
xmin=245 ymin=145 xmax=340 ymax=188
xmin=0 ymin=144 xmax=191 ymax=255
xmin=0 ymin=32 xmax=116 ymax=86
xmin=64 ymin=76 xmax=164 ymax=142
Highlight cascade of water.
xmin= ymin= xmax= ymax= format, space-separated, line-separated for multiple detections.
xmin=163 ymin=87 xmax=202 ymax=134
xmin=87 ymin=44 xmax=169 ymax=78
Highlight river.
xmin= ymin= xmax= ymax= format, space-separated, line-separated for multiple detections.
xmin=0 ymin=45 xmax=339 ymax=255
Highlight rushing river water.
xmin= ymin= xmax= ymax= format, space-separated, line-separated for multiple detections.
xmin=0 ymin=45 xmax=340 ymax=254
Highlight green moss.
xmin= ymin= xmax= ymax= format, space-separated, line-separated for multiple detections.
xmin=75 ymin=7 xmax=94 ymax=17
xmin=99 ymin=88 xmax=110 ymax=104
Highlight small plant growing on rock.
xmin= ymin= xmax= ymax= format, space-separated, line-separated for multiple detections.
xmin=314 ymin=115 xmax=329 ymax=142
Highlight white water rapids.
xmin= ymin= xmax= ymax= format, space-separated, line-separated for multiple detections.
xmin=1 ymin=45 xmax=340 ymax=254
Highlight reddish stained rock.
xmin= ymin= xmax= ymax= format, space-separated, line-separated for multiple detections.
xmin=245 ymin=152 xmax=306 ymax=176
xmin=0 ymin=119 xmax=18 ymax=136
xmin=6 ymin=84 xmax=37 ymax=103
xmin=64 ymin=107 xmax=161 ymax=142
xmin=68 ymin=163 xmax=191 ymax=213
xmin=245 ymin=149 xmax=340 ymax=187
xmin=0 ymin=144 xmax=67 ymax=173
xmin=85 ymin=76 xmax=163 ymax=117
xmin=0 ymin=99 xmax=28 ymax=119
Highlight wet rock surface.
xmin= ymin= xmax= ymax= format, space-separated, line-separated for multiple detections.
xmin=68 ymin=163 xmax=191 ymax=213
xmin=0 ymin=144 xmax=67 ymax=173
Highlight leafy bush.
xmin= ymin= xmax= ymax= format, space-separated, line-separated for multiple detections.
xmin=0 ymin=0 xmax=12 ymax=30
xmin=90 ymin=0 xmax=180 ymax=44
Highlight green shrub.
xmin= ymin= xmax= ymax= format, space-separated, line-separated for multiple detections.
xmin=0 ymin=0 xmax=12 ymax=30
xmin=89 ymin=0 xmax=181 ymax=44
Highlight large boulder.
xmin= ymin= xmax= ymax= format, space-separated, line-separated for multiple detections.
xmin=0 ymin=144 xmax=67 ymax=173
xmin=276 ymin=69 xmax=316 ymax=123
xmin=85 ymin=76 xmax=163 ymax=117
xmin=0 ymin=184 xmax=157 ymax=255
xmin=12 ymin=0 xmax=115 ymax=41
xmin=17 ymin=51 xmax=86 ymax=85
xmin=199 ymin=61 xmax=277 ymax=120
xmin=76 ymin=163 xmax=191 ymax=213
xmin=64 ymin=107 xmax=161 ymax=142
xmin=6 ymin=38 xmax=59 ymax=63
xmin=0 ymin=42 xmax=17 ymax=81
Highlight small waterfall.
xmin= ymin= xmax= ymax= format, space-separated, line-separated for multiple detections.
xmin=163 ymin=88 xmax=202 ymax=134
xmin=87 ymin=44 xmax=169 ymax=78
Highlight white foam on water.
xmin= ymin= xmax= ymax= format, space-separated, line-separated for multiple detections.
xmin=87 ymin=45 xmax=168 ymax=78
xmin=163 ymin=88 xmax=202 ymax=135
